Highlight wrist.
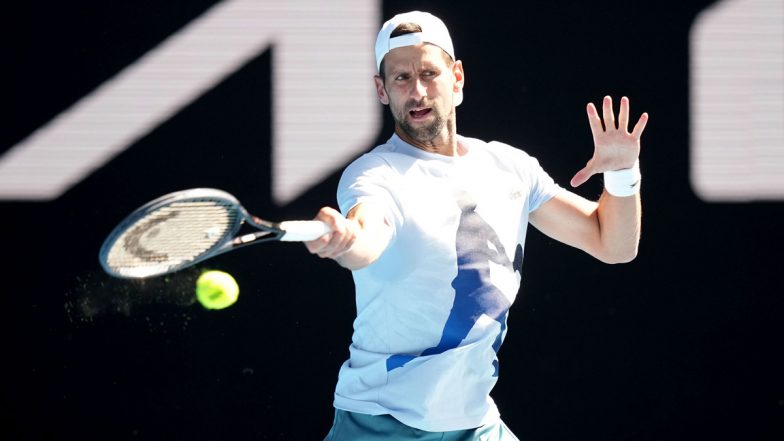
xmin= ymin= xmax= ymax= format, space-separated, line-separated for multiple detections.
xmin=604 ymin=160 xmax=641 ymax=197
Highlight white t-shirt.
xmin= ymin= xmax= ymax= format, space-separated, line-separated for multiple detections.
xmin=333 ymin=134 xmax=563 ymax=432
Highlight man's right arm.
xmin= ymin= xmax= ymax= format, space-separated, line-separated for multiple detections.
xmin=304 ymin=203 xmax=393 ymax=270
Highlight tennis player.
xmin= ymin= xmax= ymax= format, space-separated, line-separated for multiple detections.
xmin=306 ymin=11 xmax=647 ymax=440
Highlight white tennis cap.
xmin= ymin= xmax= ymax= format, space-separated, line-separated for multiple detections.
xmin=374 ymin=11 xmax=455 ymax=72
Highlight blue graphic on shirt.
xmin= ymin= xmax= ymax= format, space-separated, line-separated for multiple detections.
xmin=387 ymin=200 xmax=523 ymax=376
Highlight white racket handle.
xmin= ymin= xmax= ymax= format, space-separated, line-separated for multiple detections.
xmin=279 ymin=220 xmax=332 ymax=242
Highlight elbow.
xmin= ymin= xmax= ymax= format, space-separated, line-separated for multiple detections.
xmin=598 ymin=248 xmax=638 ymax=264
xmin=335 ymin=247 xmax=384 ymax=270
xmin=335 ymin=255 xmax=373 ymax=271
xmin=604 ymin=252 xmax=637 ymax=264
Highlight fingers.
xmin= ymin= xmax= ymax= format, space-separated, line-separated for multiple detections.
xmin=570 ymin=160 xmax=594 ymax=188
xmin=592 ymin=96 xmax=639 ymax=134
xmin=618 ymin=96 xmax=630 ymax=132
xmin=588 ymin=96 xmax=620 ymax=136
xmin=602 ymin=96 xmax=615 ymax=131
xmin=631 ymin=112 xmax=649 ymax=139
xmin=589 ymin=95 xmax=649 ymax=137
xmin=586 ymin=102 xmax=603 ymax=139
xmin=304 ymin=207 xmax=357 ymax=259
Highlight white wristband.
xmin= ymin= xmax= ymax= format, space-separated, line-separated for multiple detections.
xmin=603 ymin=160 xmax=641 ymax=197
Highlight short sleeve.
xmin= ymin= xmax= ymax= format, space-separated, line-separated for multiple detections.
xmin=524 ymin=154 xmax=564 ymax=212
xmin=337 ymin=153 xmax=404 ymax=233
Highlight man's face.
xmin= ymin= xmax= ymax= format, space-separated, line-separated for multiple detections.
xmin=375 ymin=44 xmax=463 ymax=146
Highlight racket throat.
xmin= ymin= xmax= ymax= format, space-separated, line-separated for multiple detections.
xmin=238 ymin=233 xmax=257 ymax=244
xmin=222 ymin=217 xmax=284 ymax=250
xmin=249 ymin=215 xmax=283 ymax=232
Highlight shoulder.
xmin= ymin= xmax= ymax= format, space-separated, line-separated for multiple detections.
xmin=341 ymin=138 xmax=421 ymax=180
xmin=460 ymin=135 xmax=531 ymax=157
xmin=459 ymin=135 xmax=537 ymax=167
xmin=338 ymin=142 xmax=404 ymax=191
xmin=341 ymin=148 xmax=396 ymax=180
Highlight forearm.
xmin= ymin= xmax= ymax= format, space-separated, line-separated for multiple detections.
xmin=595 ymin=190 xmax=641 ymax=263
xmin=530 ymin=189 xmax=640 ymax=264
xmin=334 ymin=211 xmax=393 ymax=270
xmin=305 ymin=203 xmax=393 ymax=271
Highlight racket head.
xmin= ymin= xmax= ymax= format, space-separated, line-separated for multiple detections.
xmin=99 ymin=188 xmax=248 ymax=278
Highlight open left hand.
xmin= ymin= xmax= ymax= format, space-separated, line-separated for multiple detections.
xmin=570 ymin=96 xmax=648 ymax=188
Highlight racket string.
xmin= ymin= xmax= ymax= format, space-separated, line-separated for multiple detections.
xmin=105 ymin=200 xmax=240 ymax=277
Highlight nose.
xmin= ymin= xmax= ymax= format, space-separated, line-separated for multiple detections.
xmin=411 ymin=78 xmax=426 ymax=99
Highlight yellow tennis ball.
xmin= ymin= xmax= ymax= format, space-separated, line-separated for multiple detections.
xmin=196 ymin=270 xmax=239 ymax=310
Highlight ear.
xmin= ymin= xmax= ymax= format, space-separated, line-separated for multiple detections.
xmin=374 ymin=75 xmax=390 ymax=105
xmin=452 ymin=60 xmax=465 ymax=106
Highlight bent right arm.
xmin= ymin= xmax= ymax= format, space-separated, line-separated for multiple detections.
xmin=304 ymin=203 xmax=393 ymax=270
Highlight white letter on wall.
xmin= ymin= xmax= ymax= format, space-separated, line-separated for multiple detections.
xmin=690 ymin=0 xmax=784 ymax=201
xmin=0 ymin=0 xmax=381 ymax=204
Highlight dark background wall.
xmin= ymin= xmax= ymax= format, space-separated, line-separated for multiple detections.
xmin=3 ymin=1 xmax=782 ymax=440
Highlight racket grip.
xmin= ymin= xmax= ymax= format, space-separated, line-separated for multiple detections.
xmin=279 ymin=220 xmax=332 ymax=242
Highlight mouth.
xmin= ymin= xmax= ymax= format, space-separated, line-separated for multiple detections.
xmin=408 ymin=107 xmax=433 ymax=120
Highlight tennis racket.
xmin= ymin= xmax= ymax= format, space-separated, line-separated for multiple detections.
xmin=99 ymin=188 xmax=331 ymax=278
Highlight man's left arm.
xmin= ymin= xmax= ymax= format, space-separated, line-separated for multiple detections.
xmin=529 ymin=96 xmax=648 ymax=264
